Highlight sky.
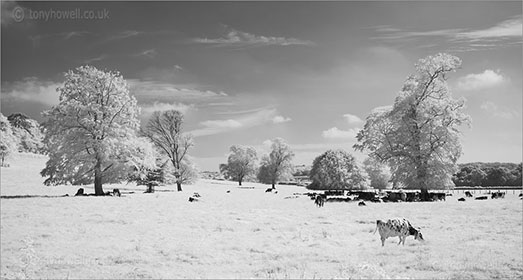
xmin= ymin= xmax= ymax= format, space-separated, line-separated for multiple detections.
xmin=1 ymin=1 xmax=522 ymax=171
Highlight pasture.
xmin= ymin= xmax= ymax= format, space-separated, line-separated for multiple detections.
xmin=1 ymin=154 xmax=522 ymax=279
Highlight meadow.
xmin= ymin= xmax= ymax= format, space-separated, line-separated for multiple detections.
xmin=1 ymin=154 xmax=522 ymax=279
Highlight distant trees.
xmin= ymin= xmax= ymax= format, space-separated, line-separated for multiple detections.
xmin=41 ymin=65 xmax=155 ymax=195
xmin=0 ymin=113 xmax=19 ymax=166
xmin=7 ymin=113 xmax=44 ymax=154
xmin=257 ymin=138 xmax=294 ymax=189
xmin=144 ymin=110 xmax=194 ymax=192
xmin=354 ymin=53 xmax=470 ymax=197
xmin=220 ymin=145 xmax=258 ymax=186
xmin=453 ymin=162 xmax=522 ymax=187
xmin=309 ymin=149 xmax=368 ymax=190
xmin=363 ymin=157 xmax=391 ymax=190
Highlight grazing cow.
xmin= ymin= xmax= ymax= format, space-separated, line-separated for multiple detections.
xmin=314 ymin=195 xmax=325 ymax=207
xmin=358 ymin=201 xmax=366 ymax=206
xmin=458 ymin=197 xmax=466 ymax=202
xmin=491 ymin=192 xmax=505 ymax=199
xmin=188 ymin=197 xmax=198 ymax=202
xmin=265 ymin=188 xmax=273 ymax=193
xmin=465 ymin=191 xmax=473 ymax=198
xmin=113 ymin=189 xmax=121 ymax=197
xmin=374 ymin=218 xmax=424 ymax=246
xmin=75 ymin=188 xmax=85 ymax=196
xmin=475 ymin=196 xmax=488 ymax=200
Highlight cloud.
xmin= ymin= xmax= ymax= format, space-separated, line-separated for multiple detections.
xmin=190 ymin=108 xmax=282 ymax=137
xmin=1 ymin=77 xmax=61 ymax=106
xmin=322 ymin=127 xmax=359 ymax=140
xmin=343 ymin=113 xmax=363 ymax=125
xmin=141 ymin=102 xmax=192 ymax=116
xmin=192 ymin=27 xmax=315 ymax=49
xmin=128 ymin=79 xmax=229 ymax=101
xmin=457 ymin=70 xmax=506 ymax=91
xmin=372 ymin=16 xmax=522 ymax=51
xmin=135 ymin=49 xmax=157 ymax=58
xmin=272 ymin=115 xmax=291 ymax=124
xmin=480 ymin=101 xmax=519 ymax=119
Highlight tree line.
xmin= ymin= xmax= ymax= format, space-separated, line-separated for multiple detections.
xmin=452 ymin=162 xmax=522 ymax=187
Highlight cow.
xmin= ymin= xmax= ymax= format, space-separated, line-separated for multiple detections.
xmin=188 ymin=197 xmax=198 ymax=202
xmin=193 ymin=192 xmax=201 ymax=198
xmin=75 ymin=188 xmax=85 ymax=196
xmin=358 ymin=201 xmax=366 ymax=206
xmin=491 ymin=192 xmax=505 ymax=199
xmin=465 ymin=191 xmax=473 ymax=198
xmin=226 ymin=190 xmax=231 ymax=193
xmin=458 ymin=197 xmax=466 ymax=202
xmin=475 ymin=196 xmax=488 ymax=200
xmin=374 ymin=218 xmax=424 ymax=247
xmin=113 ymin=189 xmax=121 ymax=197
xmin=265 ymin=188 xmax=273 ymax=193
xmin=314 ymin=195 xmax=325 ymax=207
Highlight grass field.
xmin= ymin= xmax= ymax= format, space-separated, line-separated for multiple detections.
xmin=1 ymin=153 xmax=522 ymax=279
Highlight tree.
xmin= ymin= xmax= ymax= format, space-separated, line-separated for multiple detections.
xmin=220 ymin=145 xmax=258 ymax=186
xmin=41 ymin=65 xmax=154 ymax=195
xmin=354 ymin=53 xmax=470 ymax=198
xmin=257 ymin=138 xmax=294 ymax=189
xmin=0 ymin=113 xmax=19 ymax=166
xmin=309 ymin=149 xmax=368 ymax=190
xmin=144 ymin=110 xmax=194 ymax=192
xmin=363 ymin=157 xmax=391 ymax=190
xmin=8 ymin=113 xmax=44 ymax=154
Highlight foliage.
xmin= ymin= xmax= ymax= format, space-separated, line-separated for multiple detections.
xmin=309 ymin=149 xmax=368 ymax=190
xmin=354 ymin=53 xmax=470 ymax=191
xmin=257 ymin=138 xmax=294 ymax=188
xmin=40 ymin=65 xmax=155 ymax=194
xmin=0 ymin=113 xmax=19 ymax=166
xmin=363 ymin=157 xmax=391 ymax=190
xmin=143 ymin=110 xmax=194 ymax=191
xmin=453 ymin=162 xmax=522 ymax=186
xmin=7 ymin=113 xmax=44 ymax=154
xmin=220 ymin=145 xmax=258 ymax=185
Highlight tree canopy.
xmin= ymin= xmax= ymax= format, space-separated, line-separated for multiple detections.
xmin=354 ymin=53 xmax=470 ymax=193
xmin=41 ymin=65 xmax=155 ymax=195
xmin=309 ymin=149 xmax=368 ymax=190
xmin=0 ymin=113 xmax=19 ymax=166
xmin=8 ymin=113 xmax=44 ymax=154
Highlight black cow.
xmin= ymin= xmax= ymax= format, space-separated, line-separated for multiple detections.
xmin=358 ymin=201 xmax=366 ymax=206
xmin=458 ymin=197 xmax=466 ymax=202
xmin=189 ymin=197 xmax=198 ymax=202
xmin=465 ymin=191 xmax=473 ymax=198
xmin=75 ymin=188 xmax=85 ymax=196
xmin=193 ymin=192 xmax=201 ymax=198
xmin=314 ymin=195 xmax=325 ymax=207
xmin=491 ymin=192 xmax=505 ymax=199
xmin=475 ymin=196 xmax=488 ymax=200
xmin=265 ymin=188 xmax=273 ymax=193
xmin=113 ymin=189 xmax=121 ymax=197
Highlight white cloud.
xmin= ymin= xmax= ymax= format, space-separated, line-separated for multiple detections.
xmin=1 ymin=78 xmax=61 ymax=105
xmin=455 ymin=17 xmax=522 ymax=40
xmin=343 ymin=113 xmax=363 ymax=125
xmin=135 ymin=49 xmax=157 ymax=58
xmin=480 ymin=101 xmax=520 ymax=119
xmin=272 ymin=115 xmax=292 ymax=124
xmin=190 ymin=108 xmax=281 ymax=137
xmin=128 ymin=79 xmax=229 ymax=100
xmin=141 ymin=102 xmax=192 ymax=115
xmin=457 ymin=70 xmax=506 ymax=91
xmin=192 ymin=27 xmax=315 ymax=49
xmin=322 ymin=127 xmax=359 ymax=140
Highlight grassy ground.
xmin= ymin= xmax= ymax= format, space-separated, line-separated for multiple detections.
xmin=1 ymin=153 xmax=522 ymax=279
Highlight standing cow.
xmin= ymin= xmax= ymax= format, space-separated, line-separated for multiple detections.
xmin=314 ymin=195 xmax=325 ymax=208
xmin=374 ymin=218 xmax=424 ymax=246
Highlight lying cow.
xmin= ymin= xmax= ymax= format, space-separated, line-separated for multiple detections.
xmin=314 ymin=195 xmax=325 ymax=208
xmin=374 ymin=218 xmax=424 ymax=247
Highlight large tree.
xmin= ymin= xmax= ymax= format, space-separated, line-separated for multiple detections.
xmin=0 ymin=113 xmax=19 ymax=166
xmin=309 ymin=149 xmax=368 ymax=190
xmin=41 ymin=65 xmax=155 ymax=195
xmin=363 ymin=157 xmax=391 ymax=190
xmin=220 ymin=145 xmax=258 ymax=186
xmin=144 ymin=110 xmax=193 ymax=192
xmin=354 ymin=53 xmax=470 ymax=198
xmin=257 ymin=138 xmax=294 ymax=189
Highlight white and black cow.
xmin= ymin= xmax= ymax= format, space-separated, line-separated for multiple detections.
xmin=374 ymin=218 xmax=424 ymax=246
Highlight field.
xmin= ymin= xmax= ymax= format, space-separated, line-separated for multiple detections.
xmin=1 ymin=154 xmax=522 ymax=279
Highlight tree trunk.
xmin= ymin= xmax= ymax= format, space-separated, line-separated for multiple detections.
xmin=176 ymin=181 xmax=182 ymax=192
xmin=238 ymin=180 xmax=242 ymax=186
xmin=94 ymin=159 xmax=104 ymax=195
xmin=272 ymin=182 xmax=276 ymax=189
